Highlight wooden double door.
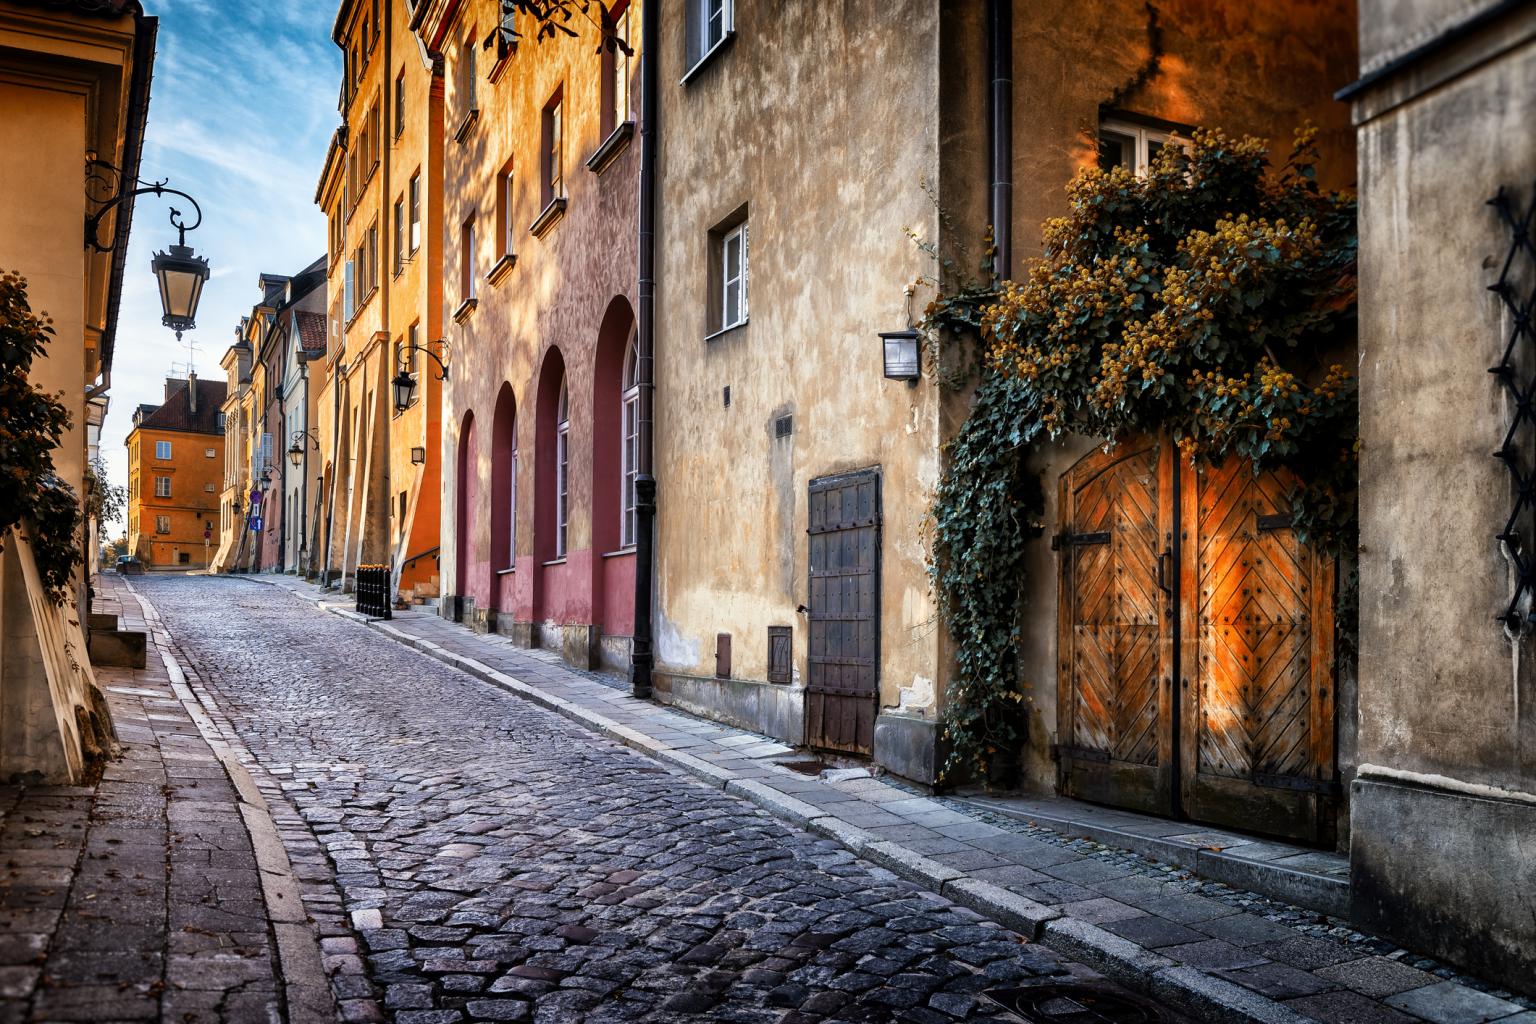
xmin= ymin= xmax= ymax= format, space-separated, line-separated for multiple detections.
xmin=1056 ymin=436 xmax=1338 ymax=843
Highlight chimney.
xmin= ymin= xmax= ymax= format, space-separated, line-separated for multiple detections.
xmin=188 ymin=372 xmax=198 ymax=415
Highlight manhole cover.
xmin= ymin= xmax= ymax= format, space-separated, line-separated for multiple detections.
xmin=776 ymin=759 xmax=828 ymax=775
xmin=985 ymin=983 xmax=1164 ymax=1023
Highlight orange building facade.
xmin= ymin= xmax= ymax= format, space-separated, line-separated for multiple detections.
xmin=126 ymin=376 xmax=226 ymax=570
xmin=313 ymin=0 xmax=444 ymax=599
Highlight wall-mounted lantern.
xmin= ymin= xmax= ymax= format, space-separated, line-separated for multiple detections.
xmin=85 ymin=171 xmax=210 ymax=341
xmin=392 ymin=338 xmax=451 ymax=414
xmin=288 ymin=428 xmax=319 ymax=469
xmin=880 ymin=329 xmax=921 ymax=385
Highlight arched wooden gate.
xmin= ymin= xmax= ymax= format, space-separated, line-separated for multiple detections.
xmin=1055 ymin=436 xmax=1338 ymax=844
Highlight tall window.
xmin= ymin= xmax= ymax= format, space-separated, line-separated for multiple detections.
xmin=155 ymin=515 xmax=170 ymax=534
xmin=496 ymin=161 xmax=515 ymax=259
xmin=692 ymin=0 xmax=730 ymax=60
xmin=407 ymin=322 xmax=421 ymax=379
xmin=393 ymin=196 xmax=405 ymax=275
xmin=155 ymin=476 xmax=171 ymax=497
xmin=394 ymin=68 xmax=406 ymax=138
xmin=155 ymin=440 xmax=172 ymax=460
xmin=344 ymin=256 xmax=356 ymax=319
xmin=621 ymin=340 xmax=639 ymax=547
xmin=458 ymin=35 xmax=477 ymax=117
xmin=721 ymin=222 xmax=748 ymax=329
xmin=408 ymin=172 xmax=422 ymax=253
xmin=510 ymin=438 xmax=518 ymax=565
xmin=461 ymin=215 xmax=477 ymax=302
xmin=366 ymin=220 xmax=379 ymax=293
xmin=555 ymin=381 xmax=569 ymax=558
xmin=603 ymin=2 xmax=633 ymax=136
xmin=542 ymin=90 xmax=563 ymax=204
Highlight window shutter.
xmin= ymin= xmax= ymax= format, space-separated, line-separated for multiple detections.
xmin=685 ymin=0 xmax=702 ymax=70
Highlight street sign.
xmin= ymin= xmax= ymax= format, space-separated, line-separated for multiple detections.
xmin=250 ymin=516 xmax=263 ymax=532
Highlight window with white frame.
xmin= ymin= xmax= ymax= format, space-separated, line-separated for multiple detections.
xmin=603 ymin=1 xmax=633 ymax=136
xmin=555 ymin=380 xmax=569 ymax=558
xmin=687 ymin=0 xmax=731 ymax=71
xmin=542 ymin=90 xmax=564 ymax=205
xmin=720 ymin=221 xmax=748 ymax=330
xmin=1098 ymin=118 xmax=1189 ymax=176
xmin=621 ymin=338 xmax=639 ymax=548
xmin=393 ymin=196 xmax=405 ymax=275
xmin=205 ymin=447 xmax=215 ymax=458
xmin=408 ymin=172 xmax=422 ymax=253
xmin=155 ymin=476 xmax=171 ymax=497
xmin=204 ymin=482 xmax=216 ymax=492
xmin=461 ymin=215 xmax=477 ymax=302
xmin=497 ymin=162 xmax=515 ymax=258
xmin=155 ymin=440 xmax=172 ymax=460
xmin=458 ymin=34 xmax=477 ymax=117
xmin=155 ymin=515 xmax=170 ymax=534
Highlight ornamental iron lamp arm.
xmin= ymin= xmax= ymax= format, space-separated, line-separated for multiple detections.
xmin=85 ymin=178 xmax=204 ymax=254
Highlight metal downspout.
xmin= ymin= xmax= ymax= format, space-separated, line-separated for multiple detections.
xmin=630 ymin=0 xmax=659 ymax=699
xmin=988 ymin=0 xmax=1013 ymax=280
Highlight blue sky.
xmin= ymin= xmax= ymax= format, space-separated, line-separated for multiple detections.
xmin=101 ymin=0 xmax=339 ymax=532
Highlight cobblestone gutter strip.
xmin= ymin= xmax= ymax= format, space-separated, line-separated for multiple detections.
xmin=126 ymin=581 xmax=337 ymax=1024
xmin=290 ymin=592 xmax=1314 ymax=1024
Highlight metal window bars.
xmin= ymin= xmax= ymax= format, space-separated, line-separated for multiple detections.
xmin=1489 ymin=182 xmax=1536 ymax=630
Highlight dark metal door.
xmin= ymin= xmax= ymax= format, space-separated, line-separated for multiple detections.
xmin=807 ymin=470 xmax=880 ymax=754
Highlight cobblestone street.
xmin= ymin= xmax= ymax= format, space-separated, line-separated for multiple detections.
xmin=135 ymin=575 xmax=1114 ymax=1024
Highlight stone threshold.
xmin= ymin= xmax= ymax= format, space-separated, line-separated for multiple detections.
xmin=249 ymin=574 xmax=1534 ymax=1024
xmin=957 ymin=794 xmax=1351 ymax=919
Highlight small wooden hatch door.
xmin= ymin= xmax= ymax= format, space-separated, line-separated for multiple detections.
xmin=806 ymin=469 xmax=880 ymax=754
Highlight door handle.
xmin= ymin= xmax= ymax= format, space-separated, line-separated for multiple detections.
xmin=1157 ymin=548 xmax=1172 ymax=595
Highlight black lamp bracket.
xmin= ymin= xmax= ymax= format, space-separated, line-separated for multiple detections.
xmin=399 ymin=339 xmax=451 ymax=381
xmin=289 ymin=428 xmax=320 ymax=451
xmin=85 ymin=174 xmax=204 ymax=253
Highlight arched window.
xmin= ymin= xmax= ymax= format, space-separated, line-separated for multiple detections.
xmin=621 ymin=339 xmax=639 ymax=547
xmin=556 ymin=380 xmax=569 ymax=558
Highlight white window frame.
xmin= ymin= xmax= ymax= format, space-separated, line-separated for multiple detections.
xmin=463 ymin=216 xmax=478 ymax=301
xmin=610 ymin=3 xmax=633 ymax=128
xmin=509 ymin=442 xmax=518 ymax=565
xmin=408 ymin=173 xmax=422 ymax=253
xmin=620 ymin=340 xmax=639 ymax=548
xmin=155 ymin=440 xmax=172 ymax=460
xmin=555 ymin=381 xmax=569 ymax=558
xmin=721 ymin=222 xmax=748 ymax=330
xmin=205 ymin=447 xmax=216 ymax=458
xmin=155 ymin=476 xmax=171 ymax=497
xmin=700 ymin=0 xmax=731 ymax=60
xmin=501 ymin=169 xmax=516 ymax=257
xmin=1098 ymin=118 xmax=1189 ymax=177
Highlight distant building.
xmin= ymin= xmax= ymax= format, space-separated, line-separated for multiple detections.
xmin=125 ymin=376 xmax=227 ymax=570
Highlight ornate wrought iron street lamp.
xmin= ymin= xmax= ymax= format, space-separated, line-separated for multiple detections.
xmin=84 ymin=173 xmax=210 ymax=342
xmin=392 ymin=339 xmax=451 ymax=414
xmin=287 ymin=428 xmax=319 ymax=469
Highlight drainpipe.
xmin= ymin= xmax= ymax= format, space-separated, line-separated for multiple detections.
xmin=629 ymin=0 xmax=659 ymax=699
xmin=988 ymin=0 xmax=1013 ymax=280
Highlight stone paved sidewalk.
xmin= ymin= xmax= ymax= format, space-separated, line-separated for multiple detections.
xmin=262 ymin=573 xmax=1534 ymax=1024
xmin=0 ymin=573 xmax=331 ymax=1024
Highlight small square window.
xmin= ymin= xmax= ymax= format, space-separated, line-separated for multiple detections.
xmin=205 ymin=447 xmax=216 ymax=458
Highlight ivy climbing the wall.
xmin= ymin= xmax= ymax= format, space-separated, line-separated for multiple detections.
xmin=1 ymin=270 xmax=84 ymax=603
xmin=929 ymin=128 xmax=1358 ymax=785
